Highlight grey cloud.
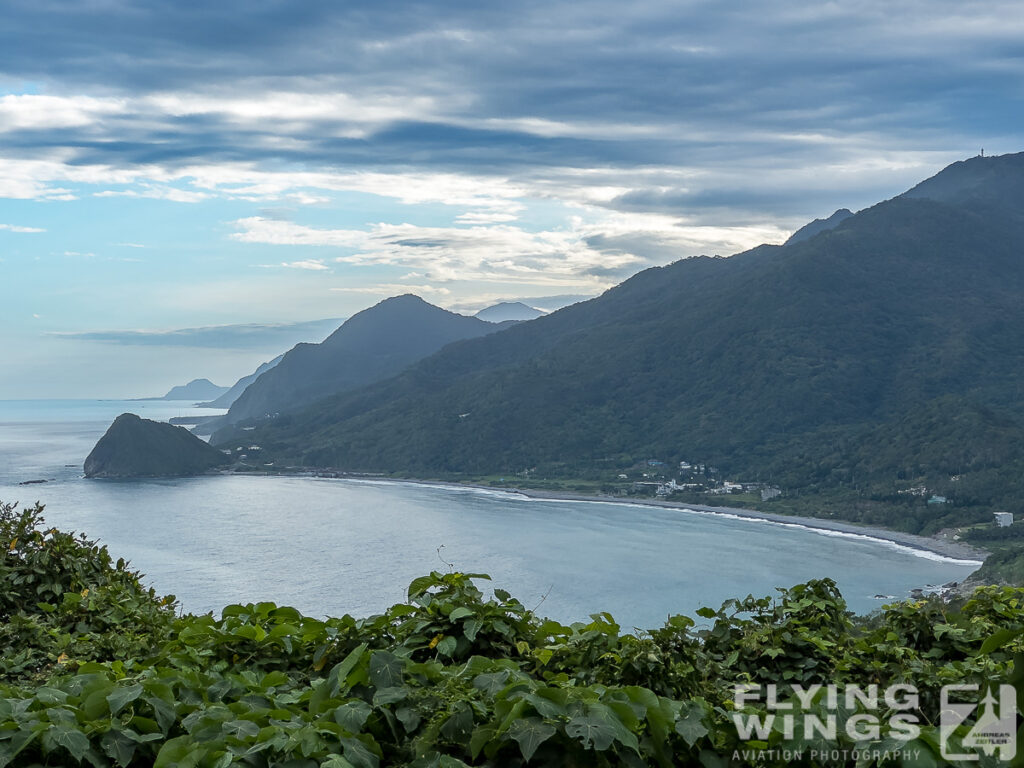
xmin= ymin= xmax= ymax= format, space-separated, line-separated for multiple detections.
xmin=52 ymin=318 xmax=343 ymax=350
xmin=584 ymin=233 xmax=687 ymax=265
xmin=0 ymin=0 xmax=1020 ymax=225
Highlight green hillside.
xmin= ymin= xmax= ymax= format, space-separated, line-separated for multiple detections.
xmin=226 ymin=154 xmax=1024 ymax=535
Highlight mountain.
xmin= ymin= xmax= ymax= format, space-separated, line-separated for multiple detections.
xmin=784 ymin=208 xmax=853 ymax=245
xmin=84 ymin=413 xmax=230 ymax=478
xmin=232 ymin=153 xmax=1024 ymax=533
xmin=161 ymin=378 xmax=229 ymax=401
xmin=213 ymin=295 xmax=503 ymax=431
xmin=475 ymin=301 xmax=545 ymax=323
xmin=199 ymin=356 xmax=283 ymax=409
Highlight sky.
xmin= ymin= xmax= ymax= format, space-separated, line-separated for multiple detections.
xmin=1 ymin=0 xmax=1021 ymax=398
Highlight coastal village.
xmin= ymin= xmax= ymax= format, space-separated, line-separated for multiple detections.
xmin=621 ymin=459 xmax=783 ymax=501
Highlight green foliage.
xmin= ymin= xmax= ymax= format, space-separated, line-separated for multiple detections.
xmin=0 ymin=501 xmax=176 ymax=685
xmin=2 ymin=509 xmax=1023 ymax=766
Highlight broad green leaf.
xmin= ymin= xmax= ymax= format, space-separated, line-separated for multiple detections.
xmin=143 ymin=696 xmax=176 ymax=734
xmin=35 ymin=687 xmax=68 ymax=705
xmin=107 ymin=684 xmax=143 ymax=716
xmin=341 ymin=736 xmax=380 ymax=768
xmin=675 ymin=700 xmax=709 ymax=747
xmin=472 ymin=670 xmax=509 ymax=697
xmin=463 ymin=619 xmax=484 ymax=642
xmin=333 ymin=701 xmax=372 ymax=733
xmin=153 ymin=736 xmax=195 ymax=768
xmin=436 ymin=636 xmax=458 ymax=657
xmin=439 ymin=706 xmax=473 ymax=743
xmin=508 ymin=717 xmax=556 ymax=762
xmin=394 ymin=705 xmax=421 ymax=732
xmin=448 ymin=607 xmax=473 ymax=621
xmin=980 ymin=627 xmax=1024 ymax=654
xmin=469 ymin=724 xmax=496 ymax=759
xmin=100 ymin=729 xmax=137 ymax=767
xmin=49 ymin=726 xmax=91 ymax=762
xmin=82 ymin=689 xmax=112 ymax=720
xmin=369 ymin=651 xmax=404 ymax=690
xmin=325 ymin=643 xmax=369 ymax=697
xmin=372 ymin=686 xmax=409 ymax=706
xmin=408 ymin=575 xmax=438 ymax=599
xmin=566 ymin=714 xmax=617 ymax=751
xmin=222 ymin=720 xmax=260 ymax=739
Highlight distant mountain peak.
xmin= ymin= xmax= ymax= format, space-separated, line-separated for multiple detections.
xmin=785 ymin=208 xmax=854 ymax=245
xmin=162 ymin=378 xmax=228 ymax=401
xmin=213 ymin=294 xmax=502 ymax=432
xmin=380 ymin=293 xmax=429 ymax=306
xmin=475 ymin=301 xmax=545 ymax=323
xmin=900 ymin=151 xmax=1024 ymax=213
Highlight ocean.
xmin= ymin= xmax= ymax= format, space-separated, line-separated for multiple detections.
xmin=0 ymin=399 xmax=980 ymax=628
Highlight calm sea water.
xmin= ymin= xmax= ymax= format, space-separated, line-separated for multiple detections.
xmin=0 ymin=400 xmax=980 ymax=628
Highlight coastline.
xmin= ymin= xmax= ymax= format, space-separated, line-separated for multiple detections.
xmin=304 ymin=473 xmax=988 ymax=565
xmin=514 ymin=488 xmax=988 ymax=564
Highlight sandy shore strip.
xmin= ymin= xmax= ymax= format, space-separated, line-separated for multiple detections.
xmin=310 ymin=473 xmax=987 ymax=564
xmin=506 ymin=488 xmax=987 ymax=564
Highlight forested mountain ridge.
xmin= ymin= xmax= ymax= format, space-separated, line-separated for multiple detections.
xmin=199 ymin=355 xmax=283 ymax=409
xmin=213 ymin=294 xmax=502 ymax=431
xmin=224 ymin=153 xmax=1024 ymax=532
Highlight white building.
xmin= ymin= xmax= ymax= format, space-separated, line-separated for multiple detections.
xmin=994 ymin=512 xmax=1014 ymax=527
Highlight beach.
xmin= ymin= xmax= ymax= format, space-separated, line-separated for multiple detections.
xmin=297 ymin=471 xmax=989 ymax=565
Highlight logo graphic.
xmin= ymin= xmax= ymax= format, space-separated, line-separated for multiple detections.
xmin=940 ymin=684 xmax=1017 ymax=761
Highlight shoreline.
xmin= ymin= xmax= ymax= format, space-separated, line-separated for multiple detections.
xmin=296 ymin=473 xmax=988 ymax=565
xmin=514 ymin=488 xmax=988 ymax=564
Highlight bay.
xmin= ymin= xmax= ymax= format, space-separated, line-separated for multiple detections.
xmin=0 ymin=400 xmax=980 ymax=628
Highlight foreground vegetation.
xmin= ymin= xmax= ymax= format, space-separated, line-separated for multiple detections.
xmin=2 ymin=501 xmax=1022 ymax=767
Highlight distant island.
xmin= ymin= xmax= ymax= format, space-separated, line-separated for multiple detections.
xmin=134 ymin=378 xmax=230 ymax=402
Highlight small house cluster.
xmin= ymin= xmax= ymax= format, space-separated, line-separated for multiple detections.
xmin=620 ymin=457 xmax=781 ymax=501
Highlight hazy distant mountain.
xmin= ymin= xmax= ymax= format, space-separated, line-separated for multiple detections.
xmin=236 ymin=152 xmax=1024 ymax=532
xmin=475 ymin=301 xmax=545 ymax=323
xmin=161 ymin=378 xmax=228 ymax=401
xmin=59 ymin=318 xmax=343 ymax=350
xmin=85 ymin=413 xmax=229 ymax=478
xmin=784 ymin=208 xmax=853 ymax=245
xmin=199 ymin=356 xmax=283 ymax=409
xmin=214 ymin=295 xmax=504 ymax=432
xmin=506 ymin=294 xmax=592 ymax=312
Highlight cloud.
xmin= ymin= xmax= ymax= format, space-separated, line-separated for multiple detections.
xmin=230 ymin=209 xmax=795 ymax=292
xmin=330 ymin=283 xmax=452 ymax=297
xmin=51 ymin=318 xmax=344 ymax=350
xmin=0 ymin=223 xmax=45 ymax=233
xmin=0 ymin=0 xmax=1018 ymax=319
xmin=0 ymin=1 xmax=1015 ymax=225
xmin=231 ymin=216 xmax=635 ymax=288
xmin=277 ymin=259 xmax=329 ymax=271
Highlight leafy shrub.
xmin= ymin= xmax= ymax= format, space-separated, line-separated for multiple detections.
xmin=0 ymin=501 xmax=176 ymax=685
